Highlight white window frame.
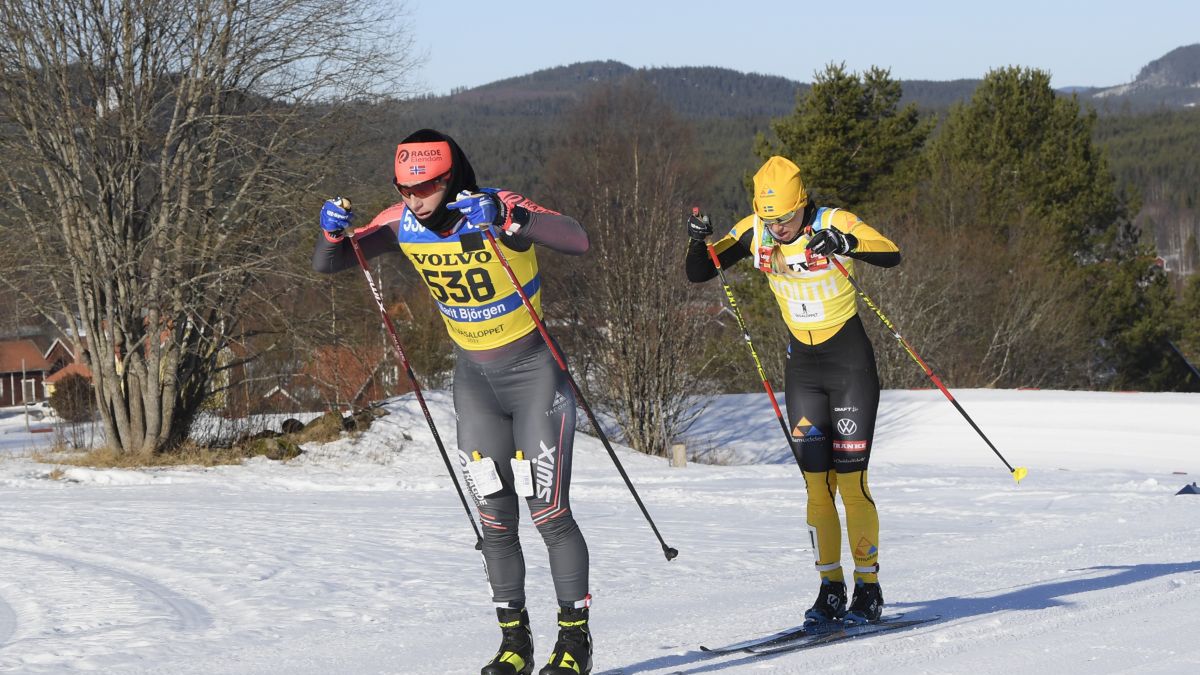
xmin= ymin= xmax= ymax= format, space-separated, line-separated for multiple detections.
xmin=23 ymin=378 xmax=38 ymax=402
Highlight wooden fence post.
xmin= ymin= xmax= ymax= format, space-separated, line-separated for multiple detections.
xmin=670 ymin=443 xmax=687 ymax=468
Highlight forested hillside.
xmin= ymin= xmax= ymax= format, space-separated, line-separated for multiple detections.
xmin=363 ymin=57 xmax=1200 ymax=396
xmin=382 ymin=58 xmax=1200 ymax=281
xmin=1095 ymin=109 xmax=1200 ymax=280
xmin=9 ymin=2 xmax=1198 ymax=465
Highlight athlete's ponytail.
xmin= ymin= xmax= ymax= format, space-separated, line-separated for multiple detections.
xmin=769 ymin=246 xmax=806 ymax=278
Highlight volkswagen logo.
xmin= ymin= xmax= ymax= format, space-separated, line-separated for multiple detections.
xmin=836 ymin=418 xmax=857 ymax=435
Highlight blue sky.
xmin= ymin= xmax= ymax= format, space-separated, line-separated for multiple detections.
xmin=404 ymin=0 xmax=1198 ymax=94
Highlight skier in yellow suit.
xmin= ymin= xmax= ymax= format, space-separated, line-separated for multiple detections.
xmin=685 ymin=156 xmax=901 ymax=626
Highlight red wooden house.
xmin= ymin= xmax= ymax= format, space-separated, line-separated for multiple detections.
xmin=0 ymin=339 xmax=52 ymax=406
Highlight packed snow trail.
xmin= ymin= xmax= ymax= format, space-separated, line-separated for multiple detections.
xmin=0 ymin=390 xmax=1196 ymax=673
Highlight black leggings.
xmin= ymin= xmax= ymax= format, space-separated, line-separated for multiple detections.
xmin=784 ymin=315 xmax=880 ymax=473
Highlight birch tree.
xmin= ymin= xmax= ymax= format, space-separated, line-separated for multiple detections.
xmin=0 ymin=0 xmax=414 ymax=454
xmin=543 ymin=79 xmax=715 ymax=457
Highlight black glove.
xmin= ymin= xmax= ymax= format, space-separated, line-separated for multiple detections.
xmin=687 ymin=210 xmax=713 ymax=241
xmin=807 ymin=227 xmax=855 ymax=256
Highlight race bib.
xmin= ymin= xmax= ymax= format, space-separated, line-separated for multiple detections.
xmin=786 ymin=299 xmax=826 ymax=323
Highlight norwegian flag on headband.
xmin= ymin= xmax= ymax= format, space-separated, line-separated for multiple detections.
xmin=410 ymin=165 xmax=427 ymax=175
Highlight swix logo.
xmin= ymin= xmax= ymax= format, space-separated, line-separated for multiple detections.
xmin=410 ymin=251 xmax=492 ymax=266
xmin=535 ymin=440 xmax=557 ymax=501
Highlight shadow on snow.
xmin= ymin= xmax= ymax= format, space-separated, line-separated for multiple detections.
xmin=605 ymin=560 xmax=1200 ymax=674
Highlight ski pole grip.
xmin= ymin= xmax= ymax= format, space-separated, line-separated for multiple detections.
xmin=705 ymin=243 xmax=721 ymax=268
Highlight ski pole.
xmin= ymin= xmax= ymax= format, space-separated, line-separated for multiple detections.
xmin=697 ymin=210 xmax=804 ymax=467
xmin=826 ymin=255 xmax=1028 ymax=484
xmin=480 ymin=227 xmax=679 ymax=561
xmin=340 ymin=199 xmax=484 ymax=548
xmin=1167 ymin=340 xmax=1200 ymax=389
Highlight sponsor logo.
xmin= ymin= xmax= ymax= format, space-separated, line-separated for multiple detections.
xmin=439 ymin=302 xmax=508 ymax=322
xmin=834 ymin=406 xmax=859 ymax=413
xmin=767 ymin=275 xmax=841 ymax=301
xmin=854 ymin=537 xmax=878 ymax=559
xmin=792 ymin=416 xmax=825 ymax=442
xmin=756 ymin=245 xmax=773 ymax=271
xmin=411 ymin=251 xmax=493 ymax=266
xmin=397 ymin=148 xmax=444 ymax=163
xmin=535 ymin=440 xmax=557 ymax=501
xmin=458 ymin=449 xmax=486 ymax=504
xmin=833 ymin=439 xmax=868 ymax=452
xmin=546 ymin=390 xmax=570 ymax=417
xmin=449 ymin=324 xmax=506 ymax=340
xmin=803 ymin=247 xmax=829 ymax=271
xmin=836 ymin=418 xmax=857 ymax=435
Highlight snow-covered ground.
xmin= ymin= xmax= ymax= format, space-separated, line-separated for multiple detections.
xmin=0 ymin=389 xmax=1197 ymax=674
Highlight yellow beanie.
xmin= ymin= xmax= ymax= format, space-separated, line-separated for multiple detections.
xmin=752 ymin=156 xmax=807 ymax=219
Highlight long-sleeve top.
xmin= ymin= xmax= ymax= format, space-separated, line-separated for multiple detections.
xmin=313 ymin=189 xmax=588 ymax=353
xmin=685 ymin=206 xmax=900 ymax=345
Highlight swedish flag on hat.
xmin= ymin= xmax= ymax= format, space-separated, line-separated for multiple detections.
xmin=752 ymin=156 xmax=807 ymax=220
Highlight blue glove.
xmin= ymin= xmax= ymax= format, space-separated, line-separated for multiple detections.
xmin=320 ymin=197 xmax=353 ymax=238
xmin=447 ymin=191 xmax=512 ymax=232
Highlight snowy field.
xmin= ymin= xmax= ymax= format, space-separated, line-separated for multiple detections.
xmin=0 ymin=388 xmax=1197 ymax=674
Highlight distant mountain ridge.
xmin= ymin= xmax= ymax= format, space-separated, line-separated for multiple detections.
xmin=443 ymin=60 xmax=978 ymax=118
xmin=433 ymin=44 xmax=1200 ymax=118
xmin=1090 ymin=44 xmax=1200 ymax=108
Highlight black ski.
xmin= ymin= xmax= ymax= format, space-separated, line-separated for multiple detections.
xmin=699 ymin=613 xmax=910 ymax=655
xmin=745 ymin=615 xmax=940 ymax=655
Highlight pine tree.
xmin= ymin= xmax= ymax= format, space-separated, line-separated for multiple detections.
xmin=757 ymin=63 xmax=931 ymax=209
xmin=925 ymin=67 xmax=1183 ymax=389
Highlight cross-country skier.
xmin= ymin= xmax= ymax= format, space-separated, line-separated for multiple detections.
xmin=313 ymin=129 xmax=593 ymax=675
xmin=685 ymin=155 xmax=901 ymax=626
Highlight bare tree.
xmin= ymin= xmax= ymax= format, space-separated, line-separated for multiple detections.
xmin=0 ymin=0 xmax=415 ymax=454
xmin=543 ymin=79 xmax=716 ymax=457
